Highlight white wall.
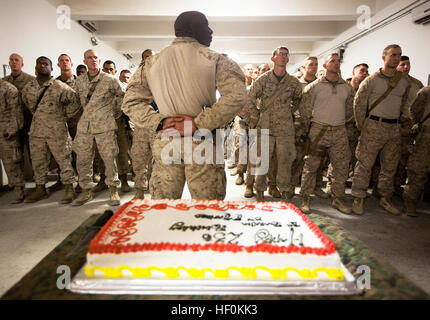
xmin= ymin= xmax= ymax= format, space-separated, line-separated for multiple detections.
xmin=0 ymin=0 xmax=132 ymax=78
xmin=296 ymin=0 xmax=430 ymax=85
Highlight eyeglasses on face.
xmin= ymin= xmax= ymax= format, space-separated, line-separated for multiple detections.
xmin=277 ymin=52 xmax=290 ymax=57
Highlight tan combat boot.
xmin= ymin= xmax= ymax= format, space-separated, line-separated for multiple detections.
xmin=92 ymin=174 xmax=108 ymax=192
xmin=268 ymin=185 xmax=281 ymax=198
xmin=244 ymin=186 xmax=254 ymax=198
xmin=60 ymin=184 xmax=76 ymax=204
xmin=313 ymin=187 xmax=329 ymax=199
xmin=109 ymin=186 xmax=121 ymax=206
xmin=120 ymin=174 xmax=131 ymax=193
xmin=10 ymin=186 xmax=25 ymax=204
xmin=300 ymin=195 xmax=310 ymax=214
xmin=72 ymin=188 xmax=93 ymax=206
xmin=379 ymin=197 xmax=401 ymax=216
xmin=403 ymin=200 xmax=417 ymax=217
xmin=332 ymin=198 xmax=351 ymax=214
xmin=132 ymin=188 xmax=145 ymax=200
xmin=352 ymin=197 xmax=364 ymax=215
xmin=235 ymin=172 xmax=244 ymax=185
xmin=24 ymin=184 xmax=48 ymax=203
xmin=256 ymin=191 xmax=264 ymax=202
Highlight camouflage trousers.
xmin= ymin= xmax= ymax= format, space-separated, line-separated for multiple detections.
xmin=394 ymin=121 xmax=413 ymax=189
xmin=403 ymin=128 xmax=430 ymax=201
xmin=291 ymin=120 xmax=307 ymax=187
xmin=150 ymin=132 xmax=226 ymax=200
xmin=327 ymin=122 xmax=359 ymax=180
xmin=0 ymin=136 xmax=25 ymax=187
xmin=73 ymin=130 xmax=120 ymax=189
xmin=351 ymin=118 xmax=401 ymax=199
xmin=254 ymin=134 xmax=296 ymax=193
xmin=131 ymin=127 xmax=153 ymax=190
xmin=267 ymin=150 xmax=277 ymax=187
xmin=301 ymin=123 xmax=350 ymax=198
xmin=93 ymin=117 xmax=131 ymax=176
xmin=29 ymin=135 xmax=75 ymax=185
xmin=226 ymin=117 xmax=248 ymax=174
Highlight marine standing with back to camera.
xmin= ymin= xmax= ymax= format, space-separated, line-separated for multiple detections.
xmin=122 ymin=11 xmax=247 ymax=200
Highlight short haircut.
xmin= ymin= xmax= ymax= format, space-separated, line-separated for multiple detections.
xmin=272 ymin=46 xmax=289 ymax=57
xmin=324 ymin=53 xmax=339 ymax=63
xmin=400 ymin=56 xmax=410 ymax=61
xmin=382 ymin=44 xmax=401 ymax=56
xmin=36 ymin=56 xmax=52 ymax=67
xmin=103 ymin=60 xmax=116 ymax=68
xmin=142 ymin=49 xmax=152 ymax=59
xmin=76 ymin=64 xmax=87 ymax=70
xmin=304 ymin=56 xmax=318 ymax=62
xmin=120 ymin=69 xmax=131 ymax=74
xmin=58 ymin=53 xmax=72 ymax=62
xmin=353 ymin=63 xmax=369 ymax=70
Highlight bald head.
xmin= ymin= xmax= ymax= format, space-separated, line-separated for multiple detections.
xmin=174 ymin=11 xmax=213 ymax=46
xmin=9 ymin=53 xmax=24 ymax=76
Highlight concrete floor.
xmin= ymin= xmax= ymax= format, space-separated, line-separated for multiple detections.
xmin=0 ymin=171 xmax=429 ymax=297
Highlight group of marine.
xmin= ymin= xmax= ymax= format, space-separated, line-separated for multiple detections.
xmin=0 ymin=11 xmax=429 ymax=219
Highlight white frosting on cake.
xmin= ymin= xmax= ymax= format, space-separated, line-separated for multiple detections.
xmin=85 ymin=200 xmax=344 ymax=281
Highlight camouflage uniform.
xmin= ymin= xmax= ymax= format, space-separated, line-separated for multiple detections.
xmin=3 ymin=71 xmax=35 ymax=180
xmin=21 ymin=78 xmax=80 ymax=185
xmin=300 ymin=77 xmax=354 ymax=198
xmin=245 ymin=71 xmax=303 ymax=193
xmin=403 ymin=86 xmax=430 ymax=201
xmin=394 ymin=75 xmax=424 ymax=191
xmin=0 ymin=79 xmax=25 ymax=187
xmin=131 ymin=126 xmax=154 ymax=190
xmin=116 ymin=114 xmax=132 ymax=176
xmin=291 ymin=76 xmax=316 ymax=187
xmin=351 ymin=70 xmax=411 ymax=199
xmin=56 ymin=75 xmax=82 ymax=139
xmin=326 ymin=82 xmax=360 ymax=180
xmin=74 ymin=72 xmax=125 ymax=189
xmin=122 ymin=37 xmax=247 ymax=200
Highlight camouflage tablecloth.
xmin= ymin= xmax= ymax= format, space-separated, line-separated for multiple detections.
xmin=1 ymin=213 xmax=428 ymax=300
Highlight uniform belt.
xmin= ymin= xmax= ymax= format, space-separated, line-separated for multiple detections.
xmin=312 ymin=122 xmax=344 ymax=130
xmin=369 ymin=115 xmax=399 ymax=124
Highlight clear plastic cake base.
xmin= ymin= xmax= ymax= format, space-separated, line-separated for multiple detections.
xmin=69 ymin=264 xmax=363 ymax=296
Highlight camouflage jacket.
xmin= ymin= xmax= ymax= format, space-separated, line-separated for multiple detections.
xmin=353 ymin=69 xmax=411 ymax=130
xmin=301 ymin=77 xmax=354 ymax=127
xmin=245 ymin=71 xmax=303 ymax=136
xmin=0 ymin=79 xmax=23 ymax=135
xmin=122 ymin=37 xmax=247 ymax=133
xmin=410 ymin=86 xmax=430 ymax=129
xmin=21 ymin=77 xmax=79 ymax=138
xmin=75 ymin=71 xmax=124 ymax=134
xmin=56 ymin=75 xmax=83 ymax=124
xmin=3 ymin=71 xmax=35 ymax=92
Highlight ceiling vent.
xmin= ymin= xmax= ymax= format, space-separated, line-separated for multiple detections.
xmin=78 ymin=20 xmax=98 ymax=33
xmin=412 ymin=1 xmax=430 ymax=24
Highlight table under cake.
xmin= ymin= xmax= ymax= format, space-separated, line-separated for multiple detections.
xmin=1 ymin=213 xmax=428 ymax=300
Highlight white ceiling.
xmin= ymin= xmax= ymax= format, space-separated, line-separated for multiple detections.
xmin=47 ymin=0 xmax=394 ymax=69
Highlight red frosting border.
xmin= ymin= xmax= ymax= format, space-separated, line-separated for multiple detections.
xmin=89 ymin=199 xmax=337 ymax=256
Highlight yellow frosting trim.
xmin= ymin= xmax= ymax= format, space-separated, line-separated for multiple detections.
xmin=84 ymin=265 xmax=344 ymax=281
